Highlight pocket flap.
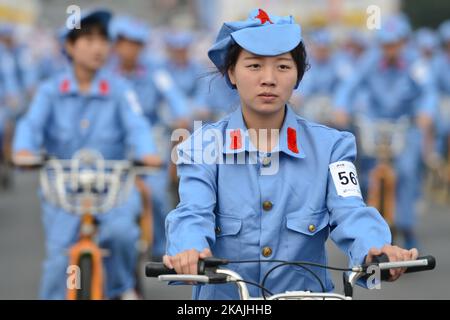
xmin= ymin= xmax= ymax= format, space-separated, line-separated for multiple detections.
xmin=286 ymin=209 xmax=329 ymax=236
xmin=215 ymin=214 xmax=242 ymax=237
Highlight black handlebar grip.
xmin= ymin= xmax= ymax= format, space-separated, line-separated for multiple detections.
xmin=145 ymin=262 xmax=177 ymax=277
xmin=132 ymin=160 xmax=147 ymax=167
xmin=404 ymin=255 xmax=436 ymax=274
xmin=145 ymin=257 xmax=228 ymax=278
xmin=370 ymin=254 xmax=436 ymax=280
xmin=371 ymin=253 xmax=391 ymax=281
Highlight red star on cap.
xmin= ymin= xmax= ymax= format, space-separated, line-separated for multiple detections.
xmin=255 ymin=9 xmax=273 ymax=25
xmin=287 ymin=127 xmax=299 ymax=154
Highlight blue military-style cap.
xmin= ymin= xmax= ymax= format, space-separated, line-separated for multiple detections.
xmin=376 ymin=14 xmax=411 ymax=44
xmin=109 ymin=15 xmax=150 ymax=43
xmin=439 ymin=20 xmax=450 ymax=43
xmin=59 ymin=8 xmax=112 ymax=42
xmin=208 ymin=8 xmax=302 ymax=88
xmin=164 ymin=31 xmax=194 ymax=49
xmin=415 ymin=28 xmax=439 ymax=51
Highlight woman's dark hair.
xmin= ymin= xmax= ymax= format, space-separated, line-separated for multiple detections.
xmin=66 ymin=17 xmax=109 ymax=43
xmin=220 ymin=41 xmax=310 ymax=86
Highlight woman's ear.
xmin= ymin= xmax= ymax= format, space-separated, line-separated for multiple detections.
xmin=227 ymin=67 xmax=237 ymax=87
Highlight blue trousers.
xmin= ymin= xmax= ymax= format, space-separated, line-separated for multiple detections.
xmin=39 ymin=189 xmax=141 ymax=299
xmin=144 ymin=168 xmax=171 ymax=258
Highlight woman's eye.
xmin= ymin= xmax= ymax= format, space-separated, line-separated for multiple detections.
xmin=279 ymin=65 xmax=291 ymax=70
xmin=247 ymin=64 xmax=261 ymax=69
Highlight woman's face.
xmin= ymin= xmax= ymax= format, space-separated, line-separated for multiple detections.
xmin=228 ymin=49 xmax=298 ymax=115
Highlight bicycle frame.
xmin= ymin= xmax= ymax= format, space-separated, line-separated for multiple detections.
xmin=66 ymin=197 xmax=104 ymax=300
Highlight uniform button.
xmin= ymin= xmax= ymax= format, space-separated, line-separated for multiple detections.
xmin=261 ymin=157 xmax=271 ymax=167
xmin=262 ymin=201 xmax=273 ymax=211
xmin=262 ymin=247 xmax=272 ymax=258
xmin=80 ymin=119 xmax=90 ymax=129
xmin=262 ymin=247 xmax=272 ymax=257
xmin=308 ymin=224 xmax=316 ymax=233
xmin=215 ymin=226 xmax=221 ymax=235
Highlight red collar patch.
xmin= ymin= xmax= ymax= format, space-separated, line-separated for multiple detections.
xmin=287 ymin=127 xmax=299 ymax=154
xmin=255 ymin=9 xmax=273 ymax=25
xmin=99 ymin=80 xmax=110 ymax=95
xmin=230 ymin=129 xmax=242 ymax=150
xmin=60 ymin=79 xmax=70 ymax=93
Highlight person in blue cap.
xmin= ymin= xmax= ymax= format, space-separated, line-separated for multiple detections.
xmin=0 ymin=22 xmax=34 ymax=188
xmin=0 ymin=22 xmax=39 ymax=112
xmin=109 ymin=16 xmax=190 ymax=128
xmin=334 ymin=29 xmax=371 ymax=115
xmin=108 ymin=15 xmax=191 ymax=260
xmin=13 ymin=9 xmax=161 ymax=300
xmin=334 ymin=15 xmax=438 ymax=250
xmin=163 ymin=9 xmax=418 ymax=300
xmin=433 ymin=20 xmax=450 ymax=158
xmin=162 ymin=30 xmax=212 ymax=120
xmin=415 ymin=28 xmax=439 ymax=60
xmin=291 ymin=28 xmax=341 ymax=117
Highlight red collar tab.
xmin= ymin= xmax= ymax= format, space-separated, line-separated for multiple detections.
xmin=99 ymin=80 xmax=110 ymax=95
xmin=230 ymin=129 xmax=243 ymax=150
xmin=60 ymin=79 xmax=70 ymax=93
xmin=287 ymin=127 xmax=299 ymax=154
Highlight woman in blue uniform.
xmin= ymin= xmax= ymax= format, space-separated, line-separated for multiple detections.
xmin=163 ymin=9 xmax=418 ymax=300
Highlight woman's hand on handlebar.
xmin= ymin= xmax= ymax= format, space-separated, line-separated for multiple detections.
xmin=366 ymin=245 xmax=419 ymax=281
xmin=141 ymin=154 xmax=164 ymax=168
xmin=163 ymin=248 xmax=212 ymax=275
xmin=13 ymin=150 xmax=43 ymax=169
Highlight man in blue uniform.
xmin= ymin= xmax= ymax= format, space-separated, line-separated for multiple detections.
xmin=334 ymin=15 xmax=438 ymax=249
xmin=163 ymin=31 xmax=211 ymax=120
xmin=108 ymin=15 xmax=190 ymax=259
xmin=434 ymin=21 xmax=450 ymax=159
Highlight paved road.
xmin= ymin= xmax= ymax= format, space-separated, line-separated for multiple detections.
xmin=1 ymin=170 xmax=449 ymax=300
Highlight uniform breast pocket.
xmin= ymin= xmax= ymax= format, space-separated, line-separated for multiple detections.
xmin=285 ymin=208 xmax=330 ymax=260
xmin=213 ymin=213 xmax=242 ymax=262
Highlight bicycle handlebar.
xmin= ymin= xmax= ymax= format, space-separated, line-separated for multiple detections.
xmin=363 ymin=254 xmax=436 ymax=280
xmin=145 ymin=254 xmax=436 ymax=279
xmin=14 ymin=154 xmax=155 ymax=170
xmin=145 ymin=263 xmax=177 ymax=277
xmin=145 ymin=257 xmax=230 ymax=278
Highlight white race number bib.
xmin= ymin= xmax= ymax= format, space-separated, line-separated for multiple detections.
xmin=329 ymin=161 xmax=362 ymax=198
